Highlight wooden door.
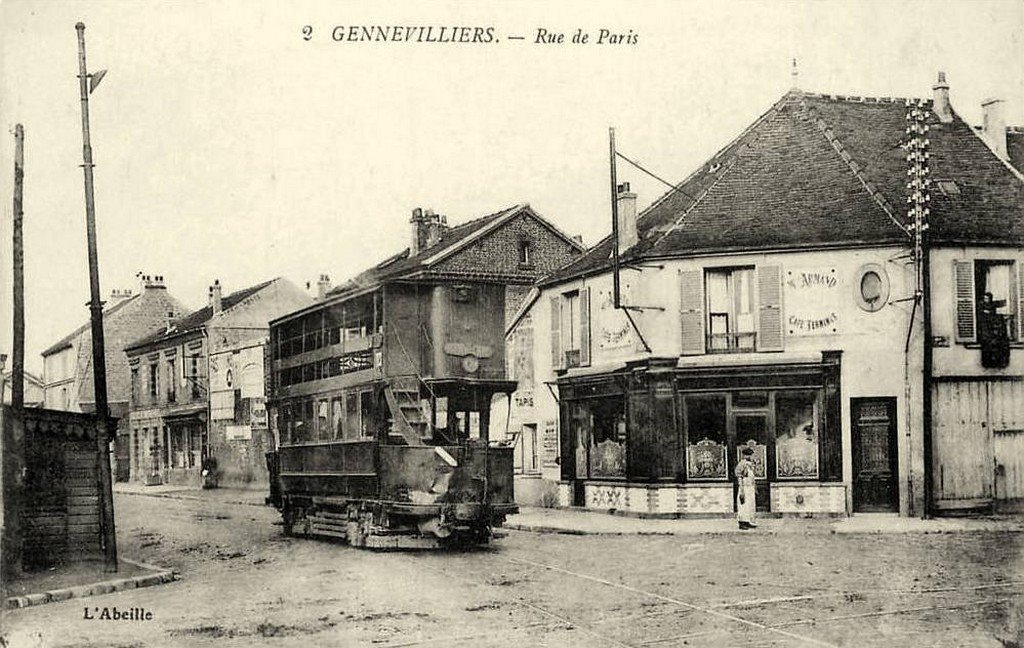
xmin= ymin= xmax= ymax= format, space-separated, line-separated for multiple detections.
xmin=852 ymin=398 xmax=898 ymax=512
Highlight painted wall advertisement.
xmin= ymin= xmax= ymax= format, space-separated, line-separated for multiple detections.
xmin=784 ymin=267 xmax=841 ymax=336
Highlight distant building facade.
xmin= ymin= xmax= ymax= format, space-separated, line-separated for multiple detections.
xmin=124 ymin=277 xmax=310 ymax=487
xmin=40 ymin=275 xmax=186 ymax=418
xmin=2 ymin=370 xmax=44 ymax=408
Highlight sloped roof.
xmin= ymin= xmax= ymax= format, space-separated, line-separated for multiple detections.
xmin=1008 ymin=127 xmax=1024 ymax=174
xmin=328 ymin=203 xmax=574 ymax=299
xmin=125 ymin=279 xmax=276 ymax=351
xmin=41 ymin=293 xmax=141 ymax=356
xmin=542 ymin=89 xmax=1024 ymax=286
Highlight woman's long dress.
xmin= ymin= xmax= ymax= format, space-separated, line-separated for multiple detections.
xmin=735 ymin=459 xmax=756 ymax=524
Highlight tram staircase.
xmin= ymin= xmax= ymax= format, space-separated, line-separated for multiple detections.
xmin=384 ymin=375 xmax=430 ymax=445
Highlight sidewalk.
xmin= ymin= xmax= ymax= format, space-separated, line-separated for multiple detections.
xmin=113 ymin=481 xmax=268 ymax=507
xmin=506 ymin=506 xmax=1024 ymax=535
xmin=113 ymin=484 xmax=1024 ymax=536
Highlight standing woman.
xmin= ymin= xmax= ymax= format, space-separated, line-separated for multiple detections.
xmin=735 ymin=446 xmax=757 ymax=529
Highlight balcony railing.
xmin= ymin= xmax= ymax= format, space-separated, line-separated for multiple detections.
xmin=706 ymin=332 xmax=757 ymax=354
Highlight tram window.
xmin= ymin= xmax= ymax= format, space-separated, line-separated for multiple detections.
xmin=345 ymin=392 xmax=360 ymax=440
xmin=360 ymin=391 xmax=375 ymax=438
xmin=455 ymin=411 xmax=467 ymax=437
xmin=294 ymin=399 xmax=313 ymax=444
xmin=332 ymin=397 xmax=344 ymax=440
xmin=317 ymin=399 xmax=330 ymax=441
xmin=469 ymin=412 xmax=481 ymax=439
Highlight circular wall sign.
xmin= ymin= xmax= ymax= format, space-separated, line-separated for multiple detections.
xmin=855 ymin=263 xmax=890 ymax=312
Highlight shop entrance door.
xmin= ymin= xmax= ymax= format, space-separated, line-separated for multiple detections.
xmin=734 ymin=413 xmax=770 ymax=512
xmin=851 ymin=398 xmax=898 ymax=512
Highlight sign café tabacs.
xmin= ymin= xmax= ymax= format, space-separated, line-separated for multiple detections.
xmin=785 ymin=268 xmax=840 ymax=336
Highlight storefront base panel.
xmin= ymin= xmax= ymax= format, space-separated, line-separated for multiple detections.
xmin=557 ymin=480 xmax=848 ymax=518
xmin=771 ymin=482 xmax=847 ymax=515
xmin=679 ymin=483 xmax=735 ymax=515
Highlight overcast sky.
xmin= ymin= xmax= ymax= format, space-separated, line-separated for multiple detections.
xmin=1 ymin=0 xmax=1022 ymax=374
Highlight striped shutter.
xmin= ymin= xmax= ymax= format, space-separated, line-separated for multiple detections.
xmin=579 ymin=287 xmax=591 ymax=366
xmin=757 ymin=265 xmax=784 ymax=352
xmin=953 ymin=260 xmax=976 ymax=343
xmin=550 ymin=295 xmax=563 ymax=370
xmin=1016 ymin=261 xmax=1024 ymax=342
xmin=679 ymin=269 xmax=705 ymax=355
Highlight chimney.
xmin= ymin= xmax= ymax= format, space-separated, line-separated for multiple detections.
xmin=410 ymin=207 xmax=426 ymax=255
xmin=982 ymin=97 xmax=1008 ymax=160
xmin=616 ymin=182 xmax=638 ymax=251
xmin=932 ymin=71 xmax=953 ymax=124
xmin=137 ymin=273 xmax=165 ymax=291
xmin=316 ymin=274 xmax=332 ymax=300
xmin=209 ymin=279 xmax=222 ymax=314
xmin=425 ymin=213 xmax=448 ymax=248
xmin=108 ymin=287 xmax=134 ymax=305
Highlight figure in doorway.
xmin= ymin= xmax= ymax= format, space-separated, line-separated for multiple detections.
xmin=735 ymin=446 xmax=757 ymax=530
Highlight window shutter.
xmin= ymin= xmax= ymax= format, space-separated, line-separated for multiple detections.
xmin=757 ymin=265 xmax=784 ymax=351
xmin=550 ymin=295 xmax=563 ymax=370
xmin=953 ymin=260 xmax=976 ymax=343
xmin=579 ymin=287 xmax=591 ymax=366
xmin=679 ymin=269 xmax=705 ymax=355
xmin=1016 ymin=261 xmax=1024 ymax=342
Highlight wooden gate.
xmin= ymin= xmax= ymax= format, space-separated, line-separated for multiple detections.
xmin=932 ymin=379 xmax=1024 ymax=511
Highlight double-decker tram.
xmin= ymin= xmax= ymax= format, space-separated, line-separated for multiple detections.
xmin=266 ymin=281 xmax=518 ymax=548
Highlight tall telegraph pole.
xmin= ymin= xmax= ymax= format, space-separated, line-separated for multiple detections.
xmin=11 ymin=125 xmax=25 ymax=410
xmin=75 ymin=21 xmax=117 ymax=571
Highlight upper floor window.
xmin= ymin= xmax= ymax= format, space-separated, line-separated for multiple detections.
xmin=130 ymin=367 xmax=139 ymax=405
xmin=954 ymin=259 xmax=1022 ymax=367
xmin=166 ymin=358 xmax=177 ymax=403
xmin=148 ymin=363 xmax=159 ymax=399
xmin=680 ymin=265 xmax=782 ymax=355
xmin=189 ymin=355 xmax=202 ymax=400
xmin=518 ymin=240 xmax=533 ymax=267
xmin=550 ymin=288 xmax=591 ymax=370
xmin=705 ymin=267 xmax=756 ymax=353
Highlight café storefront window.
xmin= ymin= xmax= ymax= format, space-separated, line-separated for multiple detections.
xmin=775 ymin=392 xmax=819 ymax=479
xmin=564 ymin=381 xmax=627 ymax=480
xmin=681 ymin=390 xmax=823 ymax=483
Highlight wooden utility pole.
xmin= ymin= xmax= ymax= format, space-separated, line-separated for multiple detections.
xmin=75 ymin=22 xmax=117 ymax=572
xmin=12 ymin=124 xmax=25 ymax=410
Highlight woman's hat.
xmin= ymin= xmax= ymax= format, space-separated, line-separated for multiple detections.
xmin=742 ymin=446 xmax=754 ymax=456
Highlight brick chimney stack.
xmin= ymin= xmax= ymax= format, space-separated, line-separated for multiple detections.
xmin=982 ymin=97 xmax=1008 ymax=160
xmin=209 ymin=279 xmax=222 ymax=314
xmin=616 ymin=182 xmax=638 ymax=251
xmin=410 ymin=207 xmax=448 ymax=255
xmin=316 ymin=274 xmax=332 ymax=300
xmin=932 ymin=71 xmax=953 ymax=124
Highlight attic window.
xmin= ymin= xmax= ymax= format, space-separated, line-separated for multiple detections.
xmin=709 ymin=162 xmax=722 ymax=173
xmin=937 ymin=180 xmax=961 ymax=197
xmin=518 ymin=240 xmax=533 ymax=267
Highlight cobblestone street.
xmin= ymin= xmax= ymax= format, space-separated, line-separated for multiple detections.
xmin=3 ymin=493 xmax=1023 ymax=647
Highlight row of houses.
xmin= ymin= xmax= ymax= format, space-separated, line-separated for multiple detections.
xmin=500 ymin=75 xmax=1024 ymax=517
xmin=37 ymin=72 xmax=1024 ymax=518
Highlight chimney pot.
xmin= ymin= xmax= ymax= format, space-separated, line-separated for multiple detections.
xmin=932 ymin=71 xmax=953 ymax=124
xmin=316 ymin=274 xmax=332 ymax=300
xmin=981 ymin=97 xmax=1008 ymax=160
xmin=210 ymin=280 xmax=223 ymax=314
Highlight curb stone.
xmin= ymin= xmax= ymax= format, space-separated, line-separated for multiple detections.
xmin=4 ymin=558 xmax=177 ymax=611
